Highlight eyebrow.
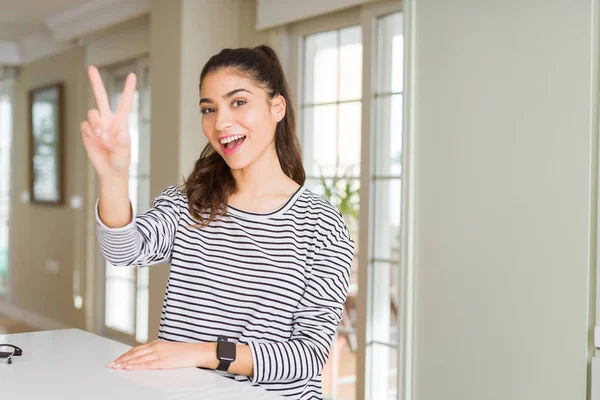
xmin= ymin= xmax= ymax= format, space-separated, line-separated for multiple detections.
xmin=199 ymin=88 xmax=252 ymax=104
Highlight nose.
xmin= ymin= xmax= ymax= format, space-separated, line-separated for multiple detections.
xmin=215 ymin=107 xmax=234 ymax=132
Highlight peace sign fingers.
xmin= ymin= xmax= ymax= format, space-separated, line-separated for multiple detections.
xmin=81 ymin=65 xmax=134 ymax=176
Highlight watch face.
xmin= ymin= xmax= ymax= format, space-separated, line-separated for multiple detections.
xmin=218 ymin=341 xmax=236 ymax=361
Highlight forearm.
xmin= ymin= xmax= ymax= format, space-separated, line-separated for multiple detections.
xmin=98 ymin=173 xmax=131 ymax=228
xmin=197 ymin=339 xmax=327 ymax=384
xmin=245 ymin=339 xmax=328 ymax=383
xmin=96 ymin=186 xmax=182 ymax=267
xmin=197 ymin=342 xmax=253 ymax=377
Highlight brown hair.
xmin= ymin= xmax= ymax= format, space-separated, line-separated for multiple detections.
xmin=183 ymin=45 xmax=305 ymax=226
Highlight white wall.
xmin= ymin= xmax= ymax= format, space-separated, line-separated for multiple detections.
xmin=178 ymin=0 xmax=240 ymax=179
xmin=256 ymin=0 xmax=378 ymax=30
xmin=412 ymin=1 xmax=594 ymax=399
xmin=148 ymin=0 xmax=184 ymax=338
xmin=84 ymin=16 xmax=149 ymax=68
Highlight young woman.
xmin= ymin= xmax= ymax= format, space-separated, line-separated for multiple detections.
xmin=80 ymin=45 xmax=354 ymax=400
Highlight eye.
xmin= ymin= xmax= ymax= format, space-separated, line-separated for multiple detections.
xmin=201 ymin=107 xmax=214 ymax=115
xmin=232 ymin=99 xmax=246 ymax=108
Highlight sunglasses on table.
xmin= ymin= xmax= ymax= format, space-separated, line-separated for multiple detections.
xmin=0 ymin=344 xmax=23 ymax=364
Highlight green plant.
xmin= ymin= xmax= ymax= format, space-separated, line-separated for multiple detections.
xmin=318 ymin=167 xmax=360 ymax=223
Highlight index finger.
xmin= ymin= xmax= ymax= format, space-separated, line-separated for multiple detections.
xmin=87 ymin=66 xmax=111 ymax=116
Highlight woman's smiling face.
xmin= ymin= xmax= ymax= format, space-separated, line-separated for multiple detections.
xmin=200 ymin=69 xmax=285 ymax=170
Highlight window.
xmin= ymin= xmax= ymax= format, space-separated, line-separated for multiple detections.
xmin=300 ymin=24 xmax=363 ymax=400
xmin=101 ymin=58 xmax=151 ymax=344
xmin=291 ymin=2 xmax=403 ymax=399
xmin=367 ymin=11 xmax=403 ymax=400
xmin=0 ymin=82 xmax=13 ymax=294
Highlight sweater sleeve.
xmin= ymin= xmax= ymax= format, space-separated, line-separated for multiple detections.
xmin=96 ymin=186 xmax=182 ymax=267
xmin=247 ymin=236 xmax=354 ymax=383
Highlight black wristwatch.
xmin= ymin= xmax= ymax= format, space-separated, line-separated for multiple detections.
xmin=216 ymin=336 xmax=236 ymax=372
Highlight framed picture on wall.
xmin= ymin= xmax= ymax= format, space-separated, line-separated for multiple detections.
xmin=29 ymin=82 xmax=64 ymax=205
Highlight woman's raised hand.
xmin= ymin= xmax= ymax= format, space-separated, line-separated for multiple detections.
xmin=80 ymin=66 xmax=137 ymax=179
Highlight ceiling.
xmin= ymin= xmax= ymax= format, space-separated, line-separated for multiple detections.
xmin=0 ymin=0 xmax=87 ymax=42
xmin=0 ymin=0 xmax=149 ymax=66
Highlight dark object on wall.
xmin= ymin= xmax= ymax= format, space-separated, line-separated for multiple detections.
xmin=29 ymin=82 xmax=64 ymax=205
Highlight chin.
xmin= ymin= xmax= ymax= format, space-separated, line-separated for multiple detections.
xmin=222 ymin=156 xmax=251 ymax=171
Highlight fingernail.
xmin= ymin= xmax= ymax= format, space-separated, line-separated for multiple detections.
xmin=125 ymin=365 xmax=132 ymax=370
xmin=95 ymin=128 xmax=101 ymax=136
xmin=108 ymin=362 xmax=114 ymax=367
xmin=101 ymin=132 xmax=108 ymax=142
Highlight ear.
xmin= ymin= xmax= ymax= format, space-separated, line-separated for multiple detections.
xmin=271 ymin=94 xmax=286 ymax=122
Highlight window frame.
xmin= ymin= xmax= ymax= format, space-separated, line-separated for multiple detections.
xmin=288 ymin=1 xmax=408 ymax=399
xmin=361 ymin=4 xmax=408 ymax=400
xmin=290 ymin=10 xmax=363 ymax=400
xmin=0 ymin=78 xmax=15 ymax=302
xmin=289 ymin=7 xmax=361 ymax=151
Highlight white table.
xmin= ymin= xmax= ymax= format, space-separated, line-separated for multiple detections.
xmin=0 ymin=328 xmax=281 ymax=399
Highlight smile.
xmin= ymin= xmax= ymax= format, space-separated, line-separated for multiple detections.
xmin=219 ymin=134 xmax=246 ymax=155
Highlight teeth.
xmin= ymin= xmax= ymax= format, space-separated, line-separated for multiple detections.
xmin=220 ymin=134 xmax=246 ymax=144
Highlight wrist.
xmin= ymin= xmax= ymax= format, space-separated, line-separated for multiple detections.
xmin=197 ymin=342 xmax=218 ymax=369
xmin=99 ymin=173 xmax=129 ymax=191
xmin=98 ymin=175 xmax=131 ymax=228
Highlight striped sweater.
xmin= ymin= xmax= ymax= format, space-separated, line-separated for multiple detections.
xmin=96 ymin=185 xmax=355 ymax=399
